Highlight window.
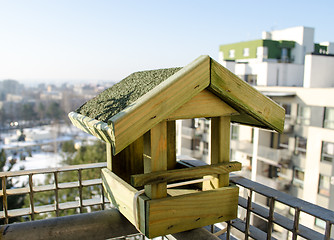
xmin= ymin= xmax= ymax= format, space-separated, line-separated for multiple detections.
xmin=245 ymin=74 xmax=257 ymax=86
xmin=191 ymin=137 xmax=201 ymax=151
xmin=282 ymin=103 xmax=291 ymax=117
xmin=323 ymin=107 xmax=334 ymax=129
xmin=257 ymin=46 xmax=268 ymax=59
xmin=192 ymin=118 xmax=200 ymax=128
xmin=229 ymin=49 xmax=235 ymax=58
xmin=203 ymin=142 xmax=209 ymax=155
xmin=231 ymin=125 xmax=239 ymax=140
xmin=293 ymin=167 xmax=304 ymax=188
xmin=321 ymin=141 xmax=334 ymax=163
xmin=281 ymin=48 xmax=288 ymax=62
xmin=315 ymin=218 xmax=326 ymax=229
xmin=243 ymin=48 xmax=249 ymax=57
xmin=318 ymin=174 xmax=330 ymax=197
xmin=294 ymin=136 xmax=307 ymax=155
xmin=297 ymin=105 xmax=311 ymax=125
xmin=279 ymin=134 xmax=289 ymax=149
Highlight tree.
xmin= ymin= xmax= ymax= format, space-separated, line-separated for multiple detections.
xmin=46 ymin=102 xmax=65 ymax=120
xmin=37 ymin=102 xmax=46 ymax=120
xmin=25 ymin=140 xmax=107 ymax=219
xmin=21 ymin=103 xmax=37 ymax=121
xmin=0 ymin=149 xmax=26 ymax=224
xmin=61 ymin=140 xmax=76 ymax=154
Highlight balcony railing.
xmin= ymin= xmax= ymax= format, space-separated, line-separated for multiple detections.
xmin=0 ymin=161 xmax=333 ymax=239
xmin=0 ymin=162 xmax=109 ymax=224
xmin=231 ymin=140 xmax=291 ymax=165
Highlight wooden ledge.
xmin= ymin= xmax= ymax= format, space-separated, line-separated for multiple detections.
xmin=131 ymin=161 xmax=241 ymax=187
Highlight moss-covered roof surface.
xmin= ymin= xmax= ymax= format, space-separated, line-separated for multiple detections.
xmin=76 ymin=67 xmax=182 ymax=122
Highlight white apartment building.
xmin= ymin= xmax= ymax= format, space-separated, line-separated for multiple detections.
xmin=221 ymin=26 xmax=334 ymax=236
xmin=178 ymin=26 xmax=334 ymax=237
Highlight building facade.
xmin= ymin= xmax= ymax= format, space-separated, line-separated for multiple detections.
xmin=178 ymin=26 xmax=334 ymax=237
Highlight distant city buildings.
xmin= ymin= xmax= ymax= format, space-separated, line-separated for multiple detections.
xmin=0 ymin=79 xmax=114 ymax=127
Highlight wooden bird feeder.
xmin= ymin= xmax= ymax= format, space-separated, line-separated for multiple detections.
xmin=68 ymin=55 xmax=284 ymax=238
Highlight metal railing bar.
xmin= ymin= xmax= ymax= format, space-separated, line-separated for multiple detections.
xmin=245 ymin=190 xmax=252 ymax=239
xmin=292 ymin=208 xmax=300 ymax=240
xmin=101 ymin=183 xmax=106 ymax=210
xmin=53 ymin=171 xmax=59 ymax=217
xmin=267 ymin=197 xmax=275 ymax=240
xmin=2 ymin=176 xmax=8 ymax=224
xmin=0 ymin=162 xmax=107 ymax=178
xmin=231 ymin=175 xmax=334 ymax=224
xmin=238 ymin=196 xmax=326 ymax=240
xmin=28 ymin=174 xmax=35 ymax=220
xmin=0 ymin=187 xmax=30 ymax=197
xmin=1 ymin=179 xmax=102 ymax=197
xmin=0 ymin=197 xmax=111 ymax=219
xmin=226 ymin=220 xmax=231 ymax=240
xmin=230 ymin=218 xmax=278 ymax=240
xmin=78 ymin=169 xmax=83 ymax=213
xmin=325 ymin=221 xmax=332 ymax=240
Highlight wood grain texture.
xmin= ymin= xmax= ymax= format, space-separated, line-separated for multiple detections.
xmin=203 ymin=117 xmax=231 ymax=190
xmin=165 ymin=90 xmax=238 ymax=120
xmin=68 ymin=111 xmax=115 ymax=144
xmin=131 ymin=161 xmax=241 ymax=187
xmin=144 ymin=121 xmax=168 ymax=199
xmin=110 ymin=55 xmax=211 ymax=155
xmin=106 ymin=142 xmax=113 ymax=170
xmin=208 ymin=58 xmax=285 ymax=133
xmin=111 ymin=136 xmax=144 ymax=184
xmin=167 ymin=121 xmax=177 ymax=170
xmin=146 ymin=185 xmax=239 ymax=238
xmin=101 ymin=168 xmax=140 ymax=228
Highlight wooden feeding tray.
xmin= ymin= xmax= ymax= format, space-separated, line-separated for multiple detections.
xmin=69 ymin=55 xmax=285 ymax=238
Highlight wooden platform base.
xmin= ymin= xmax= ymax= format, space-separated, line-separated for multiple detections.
xmin=101 ymin=168 xmax=239 ymax=238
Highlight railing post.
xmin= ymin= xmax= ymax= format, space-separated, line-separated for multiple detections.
xmin=78 ymin=169 xmax=83 ymax=213
xmin=267 ymin=197 xmax=275 ymax=240
xmin=245 ymin=189 xmax=253 ymax=240
xmin=292 ymin=207 xmax=300 ymax=240
xmin=2 ymin=176 xmax=8 ymax=224
xmin=325 ymin=220 xmax=332 ymax=240
xmin=28 ymin=174 xmax=35 ymax=220
xmin=53 ymin=171 xmax=60 ymax=217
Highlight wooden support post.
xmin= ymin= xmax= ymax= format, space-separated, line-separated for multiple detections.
xmin=109 ymin=137 xmax=144 ymax=184
xmin=144 ymin=121 xmax=168 ymax=199
xmin=204 ymin=116 xmax=231 ymax=190
xmin=167 ymin=120 xmax=176 ymax=170
xmin=106 ymin=142 xmax=113 ymax=171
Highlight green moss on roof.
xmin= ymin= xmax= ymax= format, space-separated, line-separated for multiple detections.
xmin=76 ymin=67 xmax=182 ymax=122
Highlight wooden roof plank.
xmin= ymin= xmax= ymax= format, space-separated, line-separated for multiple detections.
xmin=68 ymin=111 xmax=115 ymax=144
xmin=165 ymin=89 xmax=239 ymax=120
xmin=110 ymin=55 xmax=211 ymax=155
xmin=208 ymin=58 xmax=285 ymax=133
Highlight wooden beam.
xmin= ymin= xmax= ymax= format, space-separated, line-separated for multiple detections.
xmin=110 ymin=136 xmax=144 ymax=184
xmin=106 ymin=142 xmax=113 ymax=170
xmin=144 ymin=121 xmax=168 ymax=199
xmin=131 ymin=161 xmax=241 ymax=187
xmin=110 ymin=55 xmax=211 ymax=155
xmin=209 ymin=59 xmax=285 ymax=133
xmin=204 ymin=116 xmax=231 ymax=190
xmin=146 ymin=185 xmax=239 ymax=238
xmin=68 ymin=111 xmax=115 ymax=144
xmin=165 ymin=90 xmax=238 ymax=120
xmin=167 ymin=120 xmax=176 ymax=170
xmin=101 ymin=168 xmax=146 ymax=231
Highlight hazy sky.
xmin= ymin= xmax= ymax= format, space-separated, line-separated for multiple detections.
xmin=1 ymin=1 xmax=333 ymax=85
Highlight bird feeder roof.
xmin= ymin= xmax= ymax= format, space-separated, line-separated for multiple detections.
xmin=69 ymin=55 xmax=285 ymax=155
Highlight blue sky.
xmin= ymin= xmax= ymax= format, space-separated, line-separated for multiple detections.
xmin=1 ymin=0 xmax=333 ymax=85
